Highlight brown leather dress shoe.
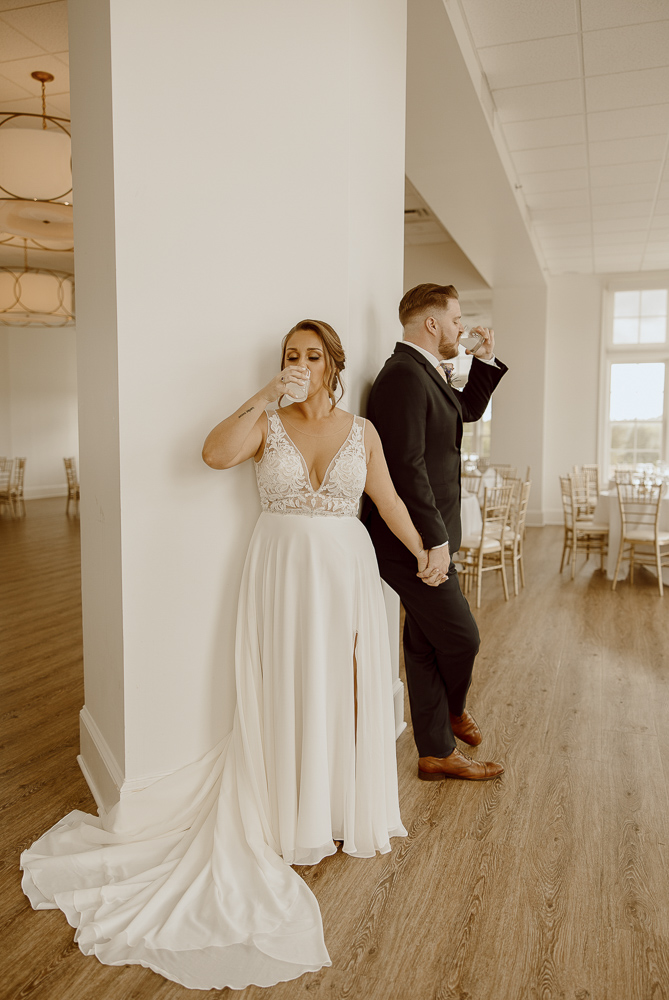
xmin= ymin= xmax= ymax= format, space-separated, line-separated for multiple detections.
xmin=449 ymin=709 xmax=482 ymax=746
xmin=417 ymin=747 xmax=504 ymax=781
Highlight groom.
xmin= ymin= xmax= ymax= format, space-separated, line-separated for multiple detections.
xmin=364 ymin=283 xmax=507 ymax=781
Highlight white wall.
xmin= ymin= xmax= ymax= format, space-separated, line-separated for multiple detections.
xmin=404 ymin=242 xmax=489 ymax=293
xmin=0 ymin=327 xmax=78 ymax=496
xmin=69 ymin=0 xmax=408 ymax=806
xmin=543 ymin=275 xmax=603 ymax=522
xmin=491 ymin=285 xmax=548 ymax=522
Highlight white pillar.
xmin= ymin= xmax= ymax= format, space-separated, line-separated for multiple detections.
xmin=68 ymin=0 xmax=408 ymax=810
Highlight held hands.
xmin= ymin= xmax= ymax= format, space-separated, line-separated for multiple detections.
xmin=417 ymin=544 xmax=450 ymax=587
xmin=262 ymin=366 xmax=309 ymax=404
xmin=466 ymin=326 xmax=495 ymax=362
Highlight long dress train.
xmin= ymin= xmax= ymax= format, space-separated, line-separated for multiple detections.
xmin=21 ymin=411 xmax=406 ymax=990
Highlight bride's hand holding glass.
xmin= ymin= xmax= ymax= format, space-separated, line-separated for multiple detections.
xmin=264 ymin=365 xmax=310 ymax=404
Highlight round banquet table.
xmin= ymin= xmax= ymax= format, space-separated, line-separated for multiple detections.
xmin=591 ymin=488 xmax=669 ymax=584
xmin=459 ymin=491 xmax=482 ymax=547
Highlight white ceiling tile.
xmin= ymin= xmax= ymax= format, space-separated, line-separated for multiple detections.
xmin=583 ymin=22 xmax=669 ymax=76
xmin=46 ymin=92 xmax=70 ymax=117
xmin=582 ymin=0 xmax=669 ymax=31
xmin=587 ymin=104 xmax=669 ymax=142
xmin=479 ymin=35 xmax=581 ymax=90
xmin=655 ymin=200 xmax=669 ymax=214
xmin=589 ymin=162 xmax=661 ymax=186
xmin=521 ymin=168 xmax=589 ymax=193
xmin=543 ymin=245 xmax=594 ymax=259
xmin=0 ymin=2 xmax=68 ymax=54
xmin=594 ymin=261 xmax=643 ymax=274
xmin=524 ymin=189 xmax=590 ymax=209
xmin=650 ymin=215 xmax=669 ymax=229
xmin=0 ymin=17 xmax=45 ymax=61
xmin=647 ymin=229 xmax=669 ymax=242
xmin=0 ymin=95 xmax=62 ymax=116
xmin=539 ymin=233 xmax=594 ymax=248
xmin=593 ymin=217 xmax=653 ymax=233
xmin=594 ymin=235 xmax=647 ymax=250
xmin=0 ymin=72 xmax=31 ymax=102
xmin=0 ymin=53 xmax=69 ymax=95
xmin=495 ymin=79 xmax=584 ymax=122
xmin=586 ymin=67 xmax=669 ymax=112
xmin=588 ymin=135 xmax=667 ymax=168
xmin=660 ymin=183 xmax=669 ymax=199
xmin=513 ymin=143 xmax=586 ymax=173
xmin=548 ymin=258 xmax=595 ymax=273
xmin=594 ymin=252 xmax=643 ymax=264
xmin=533 ymin=221 xmax=592 ymax=235
xmin=503 ymin=114 xmax=585 ymax=150
xmin=592 ymin=202 xmax=653 ymax=221
xmin=642 ymin=253 xmax=669 ymax=267
xmin=53 ymin=51 xmax=68 ymax=66
xmin=591 ymin=183 xmax=658 ymax=205
xmin=531 ymin=205 xmax=591 ymax=224
xmin=460 ymin=0 xmax=579 ymax=47
xmin=0 ymin=0 xmax=52 ymax=9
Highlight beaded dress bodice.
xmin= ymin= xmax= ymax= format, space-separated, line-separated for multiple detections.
xmin=256 ymin=411 xmax=367 ymax=517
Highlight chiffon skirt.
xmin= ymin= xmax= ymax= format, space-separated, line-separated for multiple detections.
xmin=21 ymin=512 xmax=406 ymax=990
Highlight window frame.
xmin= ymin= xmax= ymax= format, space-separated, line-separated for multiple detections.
xmin=599 ymin=277 xmax=669 ymax=478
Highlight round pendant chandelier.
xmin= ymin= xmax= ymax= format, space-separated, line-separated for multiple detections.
xmin=0 ymin=70 xmax=74 ymax=326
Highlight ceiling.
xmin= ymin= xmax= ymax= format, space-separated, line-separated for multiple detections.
xmin=1 ymin=1 xmax=668 ymax=281
xmin=0 ymin=0 xmax=70 ymax=272
xmin=453 ymin=0 xmax=669 ymax=276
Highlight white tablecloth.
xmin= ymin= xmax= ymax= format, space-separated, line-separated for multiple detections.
xmin=592 ymin=489 xmax=669 ymax=583
xmin=459 ymin=491 xmax=482 ymax=547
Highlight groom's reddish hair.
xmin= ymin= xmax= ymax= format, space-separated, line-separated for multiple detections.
xmin=399 ymin=283 xmax=459 ymax=327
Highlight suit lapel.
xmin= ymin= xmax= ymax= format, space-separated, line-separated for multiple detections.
xmin=394 ymin=342 xmax=463 ymax=417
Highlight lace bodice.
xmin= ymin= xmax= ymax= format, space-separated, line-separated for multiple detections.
xmin=256 ymin=411 xmax=367 ymax=517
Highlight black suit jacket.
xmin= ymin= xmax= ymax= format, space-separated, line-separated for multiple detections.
xmin=364 ymin=342 xmax=508 ymax=556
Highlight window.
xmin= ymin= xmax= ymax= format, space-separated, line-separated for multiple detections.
xmin=602 ymin=285 xmax=669 ymax=476
xmin=455 ymin=349 xmax=491 ymax=462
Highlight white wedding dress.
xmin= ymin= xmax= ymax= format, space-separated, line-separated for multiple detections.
xmin=21 ymin=410 xmax=406 ymax=991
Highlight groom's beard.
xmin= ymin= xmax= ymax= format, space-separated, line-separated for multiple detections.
xmin=438 ymin=334 xmax=459 ymax=360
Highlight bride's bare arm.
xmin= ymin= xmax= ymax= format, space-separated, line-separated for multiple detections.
xmin=363 ymin=421 xmax=431 ymax=573
xmin=202 ymin=366 xmax=307 ymax=469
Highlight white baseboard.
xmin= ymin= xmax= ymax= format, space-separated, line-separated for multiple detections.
xmin=25 ymin=485 xmax=68 ymax=499
xmin=78 ymin=706 xmax=124 ymax=814
xmin=79 ymin=706 xmax=198 ymax=814
xmin=393 ymin=678 xmax=407 ymax=740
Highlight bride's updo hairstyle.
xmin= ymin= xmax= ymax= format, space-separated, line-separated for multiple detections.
xmin=281 ymin=319 xmax=346 ymax=409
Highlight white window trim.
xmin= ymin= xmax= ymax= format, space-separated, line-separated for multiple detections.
xmin=598 ymin=276 xmax=669 ymax=478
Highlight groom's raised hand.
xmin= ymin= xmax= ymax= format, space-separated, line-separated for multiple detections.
xmin=417 ymin=544 xmax=450 ymax=586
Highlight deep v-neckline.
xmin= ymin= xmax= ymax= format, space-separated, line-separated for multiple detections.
xmin=276 ymin=413 xmax=356 ymax=494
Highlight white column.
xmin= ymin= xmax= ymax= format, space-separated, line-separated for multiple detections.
xmin=68 ymin=0 xmax=408 ymax=810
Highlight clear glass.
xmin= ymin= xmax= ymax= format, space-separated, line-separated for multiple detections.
xmin=640 ymin=316 xmax=666 ymax=343
xmin=640 ymin=289 xmax=667 ymax=316
xmin=609 ymin=362 xmax=665 ymax=421
xmin=459 ymin=325 xmax=486 ymax=353
xmin=280 ymin=368 xmax=310 ymax=404
xmin=613 ymin=290 xmax=640 ymax=318
xmin=613 ymin=317 xmax=638 ymax=344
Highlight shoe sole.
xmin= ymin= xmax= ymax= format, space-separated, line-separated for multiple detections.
xmin=417 ymin=766 xmax=503 ymax=781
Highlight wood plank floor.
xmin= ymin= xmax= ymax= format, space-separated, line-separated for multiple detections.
xmin=1 ymin=498 xmax=668 ymax=1000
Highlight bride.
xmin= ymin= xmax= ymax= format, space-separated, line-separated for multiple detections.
xmin=20 ymin=319 xmax=438 ymax=991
